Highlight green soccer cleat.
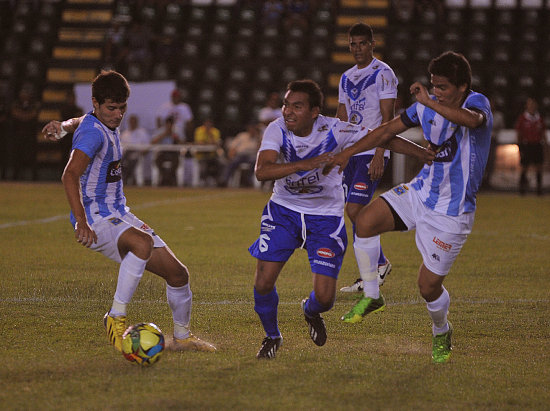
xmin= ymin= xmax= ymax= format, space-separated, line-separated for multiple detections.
xmin=341 ymin=295 xmax=386 ymax=323
xmin=103 ymin=312 xmax=127 ymax=352
xmin=432 ymin=322 xmax=453 ymax=364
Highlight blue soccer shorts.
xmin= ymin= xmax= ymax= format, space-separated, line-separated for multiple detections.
xmin=343 ymin=154 xmax=389 ymax=205
xmin=248 ymin=201 xmax=348 ymax=278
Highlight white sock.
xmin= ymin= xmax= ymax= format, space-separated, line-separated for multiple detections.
xmin=111 ymin=251 xmax=147 ymax=316
xmin=354 ymin=234 xmax=381 ymax=299
xmin=426 ymin=286 xmax=450 ymax=336
xmin=167 ymin=283 xmax=192 ymax=339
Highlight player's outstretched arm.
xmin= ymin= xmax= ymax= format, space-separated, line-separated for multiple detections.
xmin=42 ymin=116 xmax=85 ymax=141
xmin=323 ymin=116 xmax=408 ymax=175
xmin=255 ymin=149 xmax=333 ymax=181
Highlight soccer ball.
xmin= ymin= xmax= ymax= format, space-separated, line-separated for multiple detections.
xmin=121 ymin=322 xmax=165 ymax=366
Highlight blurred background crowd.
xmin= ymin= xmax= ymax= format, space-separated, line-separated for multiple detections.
xmin=0 ymin=0 xmax=548 ymax=193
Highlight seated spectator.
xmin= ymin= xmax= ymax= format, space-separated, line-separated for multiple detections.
xmin=156 ymin=88 xmax=194 ymax=143
xmin=258 ymin=92 xmax=282 ymax=129
xmin=221 ymin=122 xmax=261 ymax=187
xmin=193 ymin=119 xmax=223 ymax=186
xmin=262 ymin=0 xmax=284 ymax=27
xmin=120 ymin=114 xmax=150 ymax=185
xmin=151 ymin=116 xmax=182 ymax=186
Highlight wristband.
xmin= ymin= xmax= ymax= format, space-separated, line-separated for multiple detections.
xmin=55 ymin=121 xmax=69 ymax=140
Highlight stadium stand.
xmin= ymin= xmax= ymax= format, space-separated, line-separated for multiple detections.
xmin=0 ymin=0 xmax=548 ymax=181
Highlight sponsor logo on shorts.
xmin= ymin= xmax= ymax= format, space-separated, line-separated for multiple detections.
xmin=316 ymin=248 xmax=335 ymax=258
xmin=353 ymin=182 xmax=368 ymax=191
xmin=433 ymin=237 xmax=452 ymax=252
xmin=261 ymin=222 xmax=276 ymax=232
xmin=109 ymin=218 xmax=123 ymax=225
xmin=392 ymin=184 xmax=409 ymax=195
xmin=313 ymin=259 xmax=336 ymax=268
xmin=431 ymin=253 xmax=440 ymax=262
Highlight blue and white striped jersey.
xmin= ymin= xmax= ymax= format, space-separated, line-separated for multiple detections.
xmin=401 ymin=91 xmax=493 ymax=216
xmin=260 ymin=115 xmax=366 ymax=216
xmin=338 ymin=58 xmax=398 ymax=156
xmin=70 ymin=112 xmax=129 ymax=227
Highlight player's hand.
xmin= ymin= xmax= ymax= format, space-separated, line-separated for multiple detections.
xmin=300 ymin=152 xmax=334 ymax=172
xmin=42 ymin=121 xmax=65 ymax=141
xmin=368 ymin=152 xmax=385 ymax=180
xmin=322 ymin=152 xmax=350 ymax=175
xmin=74 ymin=220 xmax=97 ymax=248
xmin=422 ymin=146 xmax=436 ymax=165
xmin=410 ymin=82 xmax=430 ymax=105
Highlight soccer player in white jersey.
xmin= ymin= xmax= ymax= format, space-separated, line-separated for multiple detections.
xmin=42 ymin=71 xmax=215 ymax=353
xmin=324 ymin=52 xmax=493 ymax=363
xmin=249 ymin=80 xmax=433 ymax=359
xmin=337 ymin=23 xmax=397 ymax=294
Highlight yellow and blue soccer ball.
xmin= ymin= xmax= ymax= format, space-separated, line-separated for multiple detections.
xmin=121 ymin=322 xmax=164 ymax=366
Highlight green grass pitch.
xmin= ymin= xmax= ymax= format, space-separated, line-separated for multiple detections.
xmin=1 ymin=182 xmax=549 ymax=410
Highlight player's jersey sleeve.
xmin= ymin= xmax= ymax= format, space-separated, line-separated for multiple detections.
xmin=72 ymin=118 xmax=104 ymax=159
xmin=338 ymin=73 xmax=347 ymax=104
xmin=259 ymin=120 xmax=284 ymax=152
xmin=464 ymin=93 xmax=491 ymax=126
xmin=400 ymin=102 xmax=420 ymax=128
xmin=376 ymin=66 xmax=398 ymax=100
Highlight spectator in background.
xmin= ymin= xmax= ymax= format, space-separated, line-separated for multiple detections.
xmin=120 ymin=114 xmax=150 ymax=185
xmin=284 ymin=0 xmax=310 ymax=31
xmin=194 ymin=119 xmax=223 ymax=186
xmin=156 ymin=88 xmax=193 ymax=142
xmin=221 ymin=122 xmax=261 ymax=187
xmin=262 ymin=0 xmax=285 ymax=27
xmin=515 ymin=97 xmax=546 ymax=195
xmin=151 ymin=116 xmax=181 ymax=186
xmin=59 ymin=89 xmax=83 ymax=177
xmin=9 ymin=86 xmax=40 ymax=180
xmin=258 ymin=92 xmax=282 ymax=129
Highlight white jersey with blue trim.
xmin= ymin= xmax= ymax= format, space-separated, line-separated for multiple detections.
xmin=70 ymin=112 xmax=128 ymax=227
xmin=260 ymin=115 xmax=366 ymax=216
xmin=338 ymin=57 xmax=398 ymax=156
xmin=400 ymin=91 xmax=493 ymax=216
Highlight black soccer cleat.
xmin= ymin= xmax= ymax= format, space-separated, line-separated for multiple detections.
xmin=256 ymin=336 xmax=283 ymax=359
xmin=301 ymin=298 xmax=327 ymax=346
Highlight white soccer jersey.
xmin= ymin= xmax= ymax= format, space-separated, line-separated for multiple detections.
xmin=338 ymin=58 xmax=398 ymax=156
xmin=260 ymin=115 xmax=366 ymax=216
xmin=70 ymin=112 xmax=129 ymax=227
xmin=401 ymin=91 xmax=493 ymax=216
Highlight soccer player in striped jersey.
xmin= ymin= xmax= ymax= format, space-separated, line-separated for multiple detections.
xmin=42 ymin=71 xmax=215 ymax=353
xmin=337 ymin=23 xmax=397 ymax=294
xmin=250 ymin=80 xmax=433 ymax=359
xmin=324 ymin=52 xmax=493 ymax=363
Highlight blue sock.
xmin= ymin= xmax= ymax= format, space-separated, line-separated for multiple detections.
xmin=304 ymin=291 xmax=333 ymax=317
xmin=378 ymin=245 xmax=386 ymax=265
xmin=254 ymin=287 xmax=280 ymax=338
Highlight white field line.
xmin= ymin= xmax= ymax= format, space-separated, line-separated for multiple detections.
xmin=0 ymin=297 xmax=547 ymax=306
xmin=0 ymin=192 xmax=242 ymax=230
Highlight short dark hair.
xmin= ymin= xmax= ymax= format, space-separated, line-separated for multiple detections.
xmin=348 ymin=23 xmax=373 ymax=41
xmin=91 ymin=70 xmax=130 ymax=105
xmin=286 ymin=79 xmax=324 ymax=110
xmin=428 ymin=51 xmax=472 ymax=90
